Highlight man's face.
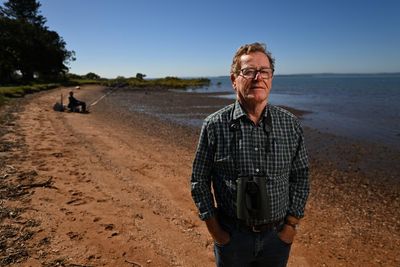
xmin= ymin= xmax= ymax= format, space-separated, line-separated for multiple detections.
xmin=231 ymin=51 xmax=273 ymax=107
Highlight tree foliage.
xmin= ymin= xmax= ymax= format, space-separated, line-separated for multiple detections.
xmin=0 ymin=0 xmax=75 ymax=84
xmin=0 ymin=0 xmax=46 ymax=26
xmin=136 ymin=73 xmax=146 ymax=80
xmin=84 ymin=72 xmax=101 ymax=80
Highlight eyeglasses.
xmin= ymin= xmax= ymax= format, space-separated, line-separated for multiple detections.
xmin=239 ymin=68 xmax=274 ymax=80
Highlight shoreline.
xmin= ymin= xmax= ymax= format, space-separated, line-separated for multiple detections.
xmin=189 ymin=75 xmax=400 ymax=150
xmin=0 ymin=85 xmax=399 ymax=266
xmin=103 ymin=87 xmax=400 ymax=185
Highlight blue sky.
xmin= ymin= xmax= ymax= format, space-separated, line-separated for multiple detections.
xmin=21 ymin=0 xmax=400 ymax=78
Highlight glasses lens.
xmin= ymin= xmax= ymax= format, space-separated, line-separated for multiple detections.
xmin=241 ymin=68 xmax=273 ymax=79
xmin=241 ymin=68 xmax=256 ymax=78
xmin=260 ymin=69 xmax=272 ymax=79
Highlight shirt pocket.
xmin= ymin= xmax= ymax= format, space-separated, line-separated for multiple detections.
xmin=266 ymin=137 xmax=294 ymax=176
xmin=213 ymin=155 xmax=237 ymax=201
xmin=213 ymin=155 xmax=236 ymax=178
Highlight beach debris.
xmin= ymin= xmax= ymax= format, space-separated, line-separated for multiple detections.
xmin=0 ymin=245 xmax=29 ymax=265
xmin=43 ymin=258 xmax=94 ymax=267
xmin=18 ymin=177 xmax=56 ymax=190
xmin=1 ymin=177 xmax=56 ymax=200
xmin=0 ymin=206 xmax=24 ymax=220
xmin=0 ymin=141 xmax=14 ymax=152
xmin=0 ymin=165 xmax=17 ymax=179
xmin=0 ymin=109 xmax=46 ymax=266
xmin=17 ymin=170 xmax=38 ymax=180
xmin=125 ymin=259 xmax=143 ymax=266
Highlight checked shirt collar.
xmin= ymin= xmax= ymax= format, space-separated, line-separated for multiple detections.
xmin=232 ymin=101 xmax=272 ymax=132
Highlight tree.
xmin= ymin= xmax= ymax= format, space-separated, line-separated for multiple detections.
xmin=84 ymin=72 xmax=100 ymax=80
xmin=115 ymin=76 xmax=126 ymax=81
xmin=0 ymin=0 xmax=46 ymax=26
xmin=0 ymin=0 xmax=75 ymax=84
xmin=136 ymin=73 xmax=146 ymax=80
xmin=66 ymin=73 xmax=82 ymax=79
xmin=0 ymin=17 xmax=19 ymax=83
xmin=35 ymin=29 xmax=75 ymax=80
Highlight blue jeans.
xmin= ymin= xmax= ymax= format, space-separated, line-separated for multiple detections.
xmin=214 ymin=217 xmax=291 ymax=267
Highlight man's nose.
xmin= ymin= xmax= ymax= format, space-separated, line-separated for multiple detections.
xmin=253 ymin=71 xmax=263 ymax=81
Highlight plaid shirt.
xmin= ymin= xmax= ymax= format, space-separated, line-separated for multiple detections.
xmin=191 ymin=101 xmax=309 ymax=224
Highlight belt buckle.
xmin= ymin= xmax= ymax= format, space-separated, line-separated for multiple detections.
xmin=251 ymin=225 xmax=261 ymax=233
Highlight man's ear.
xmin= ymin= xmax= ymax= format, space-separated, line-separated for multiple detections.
xmin=230 ymin=74 xmax=237 ymax=91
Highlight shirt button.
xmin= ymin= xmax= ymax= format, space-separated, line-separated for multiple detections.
xmin=254 ymin=147 xmax=259 ymax=151
xmin=255 ymin=168 xmax=260 ymax=173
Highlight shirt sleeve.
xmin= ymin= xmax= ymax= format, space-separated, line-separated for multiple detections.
xmin=190 ymin=120 xmax=216 ymax=220
xmin=288 ymin=121 xmax=310 ymax=219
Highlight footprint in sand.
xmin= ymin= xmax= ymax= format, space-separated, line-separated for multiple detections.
xmin=68 ymin=189 xmax=83 ymax=196
xmin=101 ymin=223 xmax=115 ymax=231
xmin=37 ymin=163 xmax=54 ymax=172
xmin=51 ymin=152 xmax=63 ymax=158
xmin=60 ymin=207 xmax=73 ymax=216
xmin=99 ymin=223 xmax=119 ymax=237
xmin=66 ymin=231 xmax=83 ymax=240
xmin=32 ymin=159 xmax=46 ymax=167
xmin=93 ymin=217 xmax=102 ymax=222
xmin=68 ymin=170 xmax=80 ymax=176
xmin=66 ymin=190 xmax=94 ymax=206
xmin=66 ymin=197 xmax=87 ymax=206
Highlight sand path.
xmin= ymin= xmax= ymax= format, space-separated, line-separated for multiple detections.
xmin=7 ymin=85 xmax=211 ymax=266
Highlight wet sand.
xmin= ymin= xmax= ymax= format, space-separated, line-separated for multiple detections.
xmin=0 ymin=85 xmax=399 ymax=266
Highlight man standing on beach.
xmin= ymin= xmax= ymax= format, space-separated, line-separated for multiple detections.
xmin=190 ymin=42 xmax=309 ymax=266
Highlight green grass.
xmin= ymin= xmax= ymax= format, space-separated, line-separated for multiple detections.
xmin=103 ymin=76 xmax=210 ymax=89
xmin=0 ymin=84 xmax=58 ymax=98
xmin=0 ymin=80 xmax=99 ymax=107
xmin=0 ymin=94 xmax=6 ymax=106
xmin=69 ymin=78 xmax=105 ymax=85
xmin=0 ymin=76 xmax=210 ymax=107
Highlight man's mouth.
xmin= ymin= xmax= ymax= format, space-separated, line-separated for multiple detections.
xmin=250 ymin=86 xmax=264 ymax=90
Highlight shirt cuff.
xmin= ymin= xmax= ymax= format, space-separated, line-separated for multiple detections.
xmin=287 ymin=209 xmax=304 ymax=219
xmin=198 ymin=208 xmax=216 ymax=221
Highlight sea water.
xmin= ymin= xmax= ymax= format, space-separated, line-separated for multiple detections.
xmin=187 ymin=74 xmax=400 ymax=148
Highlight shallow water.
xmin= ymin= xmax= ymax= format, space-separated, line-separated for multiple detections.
xmin=187 ymin=74 xmax=400 ymax=148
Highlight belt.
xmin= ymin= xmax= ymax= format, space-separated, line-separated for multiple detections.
xmin=246 ymin=222 xmax=282 ymax=233
xmin=218 ymin=213 xmax=283 ymax=233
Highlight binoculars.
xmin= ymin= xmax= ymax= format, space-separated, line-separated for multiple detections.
xmin=236 ymin=176 xmax=271 ymax=223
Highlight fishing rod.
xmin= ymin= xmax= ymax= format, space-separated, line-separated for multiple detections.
xmin=87 ymin=88 xmax=114 ymax=110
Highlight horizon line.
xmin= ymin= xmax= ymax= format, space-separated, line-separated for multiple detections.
xmin=69 ymin=71 xmax=400 ymax=79
xmin=152 ymin=72 xmax=400 ymax=79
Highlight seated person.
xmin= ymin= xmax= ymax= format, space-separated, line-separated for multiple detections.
xmin=68 ymin=91 xmax=86 ymax=112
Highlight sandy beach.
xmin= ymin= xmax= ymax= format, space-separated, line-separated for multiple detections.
xmin=1 ymin=85 xmax=399 ymax=266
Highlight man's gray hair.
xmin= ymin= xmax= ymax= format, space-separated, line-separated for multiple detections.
xmin=230 ymin=42 xmax=275 ymax=76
